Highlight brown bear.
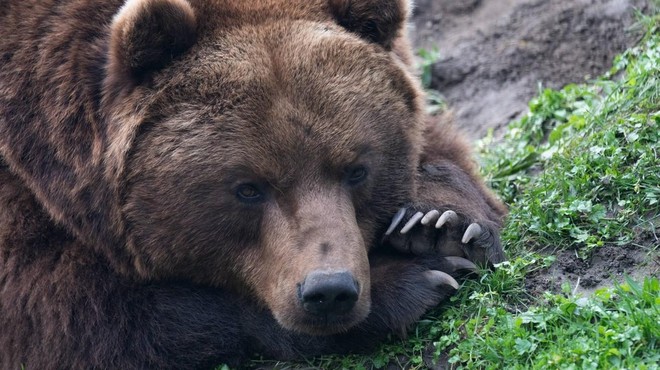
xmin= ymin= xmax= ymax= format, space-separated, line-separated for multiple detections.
xmin=0 ymin=0 xmax=507 ymax=368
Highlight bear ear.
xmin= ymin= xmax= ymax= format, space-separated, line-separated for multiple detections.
xmin=108 ymin=0 xmax=197 ymax=82
xmin=328 ymin=0 xmax=410 ymax=49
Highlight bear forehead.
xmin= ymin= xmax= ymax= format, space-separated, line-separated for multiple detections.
xmin=140 ymin=20 xmax=417 ymax=179
xmin=148 ymin=97 xmax=403 ymax=190
xmin=165 ymin=19 xmax=415 ymax=112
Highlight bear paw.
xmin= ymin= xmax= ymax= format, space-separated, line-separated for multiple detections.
xmin=383 ymin=206 xmax=505 ymax=267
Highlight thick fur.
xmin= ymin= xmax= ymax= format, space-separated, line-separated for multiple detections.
xmin=0 ymin=0 xmax=506 ymax=368
xmin=1 ymin=159 xmax=459 ymax=368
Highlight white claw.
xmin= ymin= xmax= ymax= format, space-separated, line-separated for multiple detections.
xmin=385 ymin=207 xmax=407 ymax=236
xmin=421 ymin=210 xmax=441 ymax=225
xmin=400 ymin=212 xmax=424 ymax=234
xmin=462 ymin=223 xmax=483 ymax=244
xmin=424 ymin=270 xmax=459 ymax=290
xmin=445 ymin=256 xmax=478 ymax=272
xmin=435 ymin=210 xmax=458 ymax=229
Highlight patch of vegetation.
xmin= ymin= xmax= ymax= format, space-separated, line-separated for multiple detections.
xmin=433 ymin=275 xmax=660 ymax=369
xmin=478 ymin=15 xmax=660 ymax=255
xmin=418 ymin=8 xmax=660 ymax=369
xmin=428 ymin=11 xmax=660 ymax=368
xmin=243 ymin=9 xmax=660 ymax=370
xmin=430 ymin=11 xmax=660 ymax=367
xmin=417 ymin=46 xmax=447 ymax=115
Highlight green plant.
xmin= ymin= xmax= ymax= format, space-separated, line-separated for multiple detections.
xmin=417 ymin=47 xmax=447 ymax=114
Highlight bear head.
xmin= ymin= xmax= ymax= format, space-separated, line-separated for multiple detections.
xmin=102 ymin=0 xmax=423 ymax=334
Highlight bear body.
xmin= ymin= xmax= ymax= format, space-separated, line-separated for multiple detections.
xmin=0 ymin=0 xmax=506 ymax=368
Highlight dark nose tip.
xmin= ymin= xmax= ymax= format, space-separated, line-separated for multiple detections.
xmin=299 ymin=271 xmax=359 ymax=316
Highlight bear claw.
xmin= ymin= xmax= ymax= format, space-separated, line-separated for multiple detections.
xmin=423 ymin=270 xmax=459 ymax=290
xmin=435 ymin=210 xmax=458 ymax=229
xmin=400 ymin=211 xmax=424 ymax=234
xmin=385 ymin=207 xmax=407 ymax=236
xmin=383 ymin=205 xmax=505 ymax=266
xmin=420 ymin=210 xmax=440 ymax=225
xmin=462 ymin=223 xmax=483 ymax=244
xmin=444 ymin=256 xmax=478 ymax=273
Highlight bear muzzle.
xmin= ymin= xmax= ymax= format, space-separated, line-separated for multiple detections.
xmin=298 ymin=270 xmax=359 ymax=316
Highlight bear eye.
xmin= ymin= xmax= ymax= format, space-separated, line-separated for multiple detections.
xmin=235 ymin=184 xmax=264 ymax=203
xmin=346 ymin=165 xmax=368 ymax=186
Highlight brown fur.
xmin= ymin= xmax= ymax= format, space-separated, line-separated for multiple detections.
xmin=0 ymin=0 xmax=505 ymax=368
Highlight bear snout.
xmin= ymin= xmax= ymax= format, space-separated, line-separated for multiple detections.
xmin=298 ymin=270 xmax=359 ymax=316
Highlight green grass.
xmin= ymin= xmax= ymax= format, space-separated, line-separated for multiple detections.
xmin=432 ymin=276 xmax=660 ymax=369
xmin=240 ymin=9 xmax=660 ymax=370
xmin=417 ymin=46 xmax=447 ymax=115
xmin=479 ymin=20 xmax=660 ymax=256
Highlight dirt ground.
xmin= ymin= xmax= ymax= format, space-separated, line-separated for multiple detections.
xmin=526 ymin=242 xmax=659 ymax=297
xmin=412 ymin=0 xmax=652 ymax=139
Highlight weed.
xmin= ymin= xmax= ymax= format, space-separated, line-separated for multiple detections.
xmin=417 ymin=47 xmax=441 ymax=89
xmin=416 ymin=47 xmax=447 ymax=114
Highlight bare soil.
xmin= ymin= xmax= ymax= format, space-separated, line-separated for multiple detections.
xmin=412 ymin=0 xmax=652 ymax=139
xmin=526 ymin=243 xmax=659 ymax=296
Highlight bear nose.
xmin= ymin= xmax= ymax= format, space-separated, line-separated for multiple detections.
xmin=299 ymin=271 xmax=359 ymax=316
